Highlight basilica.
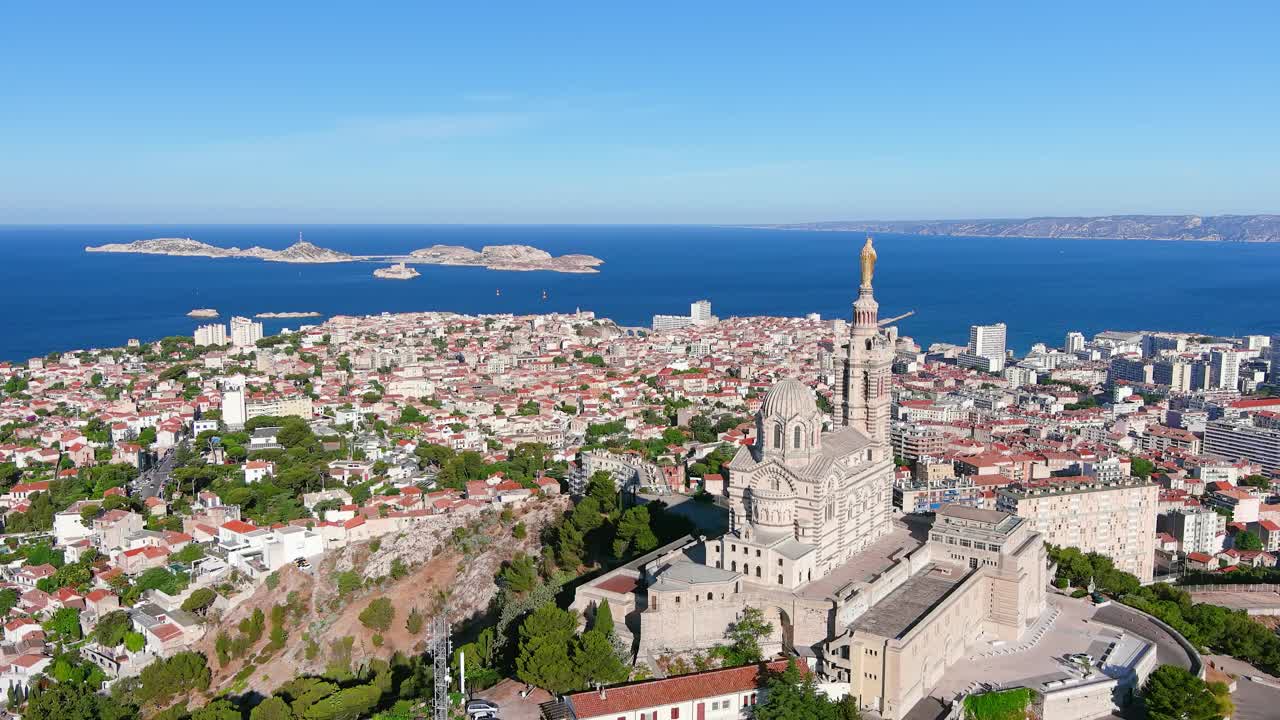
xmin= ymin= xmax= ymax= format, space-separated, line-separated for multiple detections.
xmin=573 ymin=239 xmax=1048 ymax=719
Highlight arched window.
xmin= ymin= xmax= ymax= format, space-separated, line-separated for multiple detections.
xmin=707 ymin=592 xmax=713 ymax=601
xmin=778 ymin=574 xmax=784 ymax=585
xmin=731 ymin=561 xmax=737 ymax=572
xmin=755 ymin=567 xmax=762 ymax=578
xmin=773 ymin=423 xmax=783 ymax=448
xmin=794 ymin=425 xmax=803 ymax=449
xmin=771 ymin=478 xmax=779 ymax=491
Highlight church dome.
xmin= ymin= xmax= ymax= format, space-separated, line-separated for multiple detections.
xmin=761 ymin=378 xmax=818 ymax=419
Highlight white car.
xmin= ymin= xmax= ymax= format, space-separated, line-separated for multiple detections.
xmin=466 ymin=699 xmax=499 ymax=717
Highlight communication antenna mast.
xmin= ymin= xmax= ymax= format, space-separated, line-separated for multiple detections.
xmin=430 ymin=612 xmax=451 ymax=720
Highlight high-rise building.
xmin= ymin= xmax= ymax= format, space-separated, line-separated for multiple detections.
xmin=1153 ymin=358 xmax=1193 ymax=392
xmin=230 ymin=316 xmax=264 ymax=348
xmin=689 ymin=299 xmax=713 ymax=325
xmin=1159 ymin=508 xmax=1225 ymax=556
xmin=221 ymin=377 xmax=247 ymax=429
xmin=1065 ymin=331 xmax=1085 ymax=353
xmin=959 ymin=322 xmax=1007 ymax=372
xmin=194 ymin=324 xmax=228 ymax=347
xmin=1210 ymin=349 xmax=1242 ymax=391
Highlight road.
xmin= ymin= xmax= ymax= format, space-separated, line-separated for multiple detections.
xmin=132 ymin=447 xmax=175 ymax=500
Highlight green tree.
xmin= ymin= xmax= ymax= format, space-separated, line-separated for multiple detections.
xmin=585 ymin=471 xmax=618 ymax=514
xmin=303 ymin=683 xmax=381 ymax=720
xmin=251 ymin=697 xmax=295 ymax=720
xmin=499 ymin=553 xmax=538 ymax=594
xmin=1140 ymin=664 xmax=1221 ymax=720
xmin=94 ymin=610 xmax=134 ymax=647
xmin=43 ymin=607 xmax=83 ymax=640
xmin=192 ymin=699 xmax=240 ymax=720
xmin=516 ymin=603 xmax=581 ymax=694
xmin=612 ymin=506 xmax=658 ymax=559
xmin=719 ymin=607 xmax=773 ymax=666
xmin=1235 ymin=530 xmax=1264 ymax=551
xmin=24 ymin=680 xmax=132 ymax=720
xmin=124 ymin=631 xmax=146 ymax=652
xmin=754 ymin=658 xmax=838 ymax=720
xmin=181 ymin=588 xmax=218 ymax=614
xmin=573 ymin=629 xmax=628 ymax=687
xmin=359 ymin=597 xmax=395 ymax=632
xmin=591 ymin=599 xmax=615 ymax=637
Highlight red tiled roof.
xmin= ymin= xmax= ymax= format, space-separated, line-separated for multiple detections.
xmin=566 ymin=659 xmax=797 ymax=718
xmin=221 ymin=519 xmax=258 ymax=534
xmin=595 ymin=574 xmax=639 ymax=595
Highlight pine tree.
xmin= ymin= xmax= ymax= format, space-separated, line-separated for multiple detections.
xmin=573 ymin=630 xmax=628 ymax=687
xmin=592 ymin=599 xmax=615 ymax=637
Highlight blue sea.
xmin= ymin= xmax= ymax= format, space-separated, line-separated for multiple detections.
xmin=2 ymin=225 xmax=1279 ymax=362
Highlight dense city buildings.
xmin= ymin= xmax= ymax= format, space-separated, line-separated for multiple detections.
xmin=0 ymin=237 xmax=1274 ymax=720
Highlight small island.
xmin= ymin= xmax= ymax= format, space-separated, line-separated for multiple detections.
xmin=254 ymin=311 xmax=323 ymax=319
xmin=86 ymin=237 xmax=604 ymax=273
xmin=373 ymin=262 xmax=421 ymax=280
xmin=187 ymin=308 xmax=219 ymax=318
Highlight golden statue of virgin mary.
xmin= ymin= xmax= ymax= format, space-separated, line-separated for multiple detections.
xmin=860 ymin=236 xmax=877 ymax=288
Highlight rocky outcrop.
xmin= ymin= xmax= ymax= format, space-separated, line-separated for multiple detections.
xmin=86 ymin=237 xmax=355 ymax=263
xmin=759 ymin=214 xmax=1280 ymax=243
xmin=407 ymin=244 xmax=604 ymax=273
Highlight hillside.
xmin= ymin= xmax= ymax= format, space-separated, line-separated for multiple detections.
xmin=758 ymin=214 xmax=1280 ymax=243
xmin=187 ymin=495 xmax=569 ymax=703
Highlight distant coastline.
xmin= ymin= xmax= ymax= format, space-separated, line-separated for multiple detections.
xmin=749 ymin=214 xmax=1280 ymax=243
xmin=254 ymin=311 xmax=322 ymax=319
xmin=85 ymin=237 xmax=604 ymax=273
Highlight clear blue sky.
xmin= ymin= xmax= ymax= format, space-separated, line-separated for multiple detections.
xmin=2 ymin=2 xmax=1278 ymax=224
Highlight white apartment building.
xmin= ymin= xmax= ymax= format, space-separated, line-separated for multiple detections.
xmin=996 ymin=476 xmax=1158 ymax=583
xmin=1160 ymin=508 xmax=1224 ymax=556
xmin=230 ymin=316 xmax=264 ymax=348
xmin=1204 ymin=419 xmax=1280 ymax=475
xmin=651 ymin=314 xmax=694 ymax=332
xmin=194 ymin=323 xmax=228 ymax=347
xmin=690 ymin=299 xmax=713 ymax=325
xmin=1210 ymin=349 xmax=1242 ymax=391
xmin=1065 ymin=331 xmax=1085 ymax=353
xmin=964 ymin=322 xmax=1007 ymax=372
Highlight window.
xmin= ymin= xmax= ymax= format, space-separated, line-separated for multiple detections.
xmin=778 ymin=574 xmax=784 ymax=584
xmin=707 ymin=592 xmax=713 ymax=600
xmin=755 ymin=566 xmax=762 ymax=578
xmin=731 ymin=561 xmax=737 ymax=572
xmin=773 ymin=424 xmax=783 ymax=448
xmin=671 ymin=709 xmax=679 ymax=719
xmin=794 ymin=425 xmax=802 ymax=448
xmin=756 ymin=549 xmax=761 ymax=557
xmin=778 ymin=558 xmax=783 ymax=566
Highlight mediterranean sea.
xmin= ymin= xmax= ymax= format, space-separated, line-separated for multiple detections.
xmin=2 ymin=225 xmax=1279 ymax=362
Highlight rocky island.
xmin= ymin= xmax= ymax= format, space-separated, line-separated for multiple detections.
xmin=372 ymin=262 xmax=421 ymax=280
xmin=405 ymin=244 xmax=603 ymax=273
xmin=85 ymin=237 xmax=604 ymax=273
xmin=254 ymin=311 xmax=323 ymax=319
xmin=186 ymin=308 xmax=219 ymax=318
xmin=85 ymin=237 xmax=355 ymax=263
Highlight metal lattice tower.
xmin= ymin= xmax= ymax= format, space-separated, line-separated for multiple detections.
xmin=431 ymin=613 xmax=451 ymax=720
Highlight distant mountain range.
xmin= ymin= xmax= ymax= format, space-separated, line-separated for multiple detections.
xmin=754 ymin=214 xmax=1280 ymax=243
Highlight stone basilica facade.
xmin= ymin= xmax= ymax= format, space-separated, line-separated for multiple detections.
xmin=573 ymin=239 xmax=1048 ymax=718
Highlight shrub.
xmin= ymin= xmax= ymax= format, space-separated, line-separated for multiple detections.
xmin=359 ymin=597 xmax=394 ymax=632
xmin=1070 ymin=588 xmax=1089 ymax=599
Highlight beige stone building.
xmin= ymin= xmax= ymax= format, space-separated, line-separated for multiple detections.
xmin=996 ymin=476 xmax=1158 ymax=582
xmin=573 ymin=240 xmax=1051 ymax=719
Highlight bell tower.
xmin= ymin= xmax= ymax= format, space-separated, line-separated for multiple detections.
xmin=840 ymin=237 xmax=893 ymax=453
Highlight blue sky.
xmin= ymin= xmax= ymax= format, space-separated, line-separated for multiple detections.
xmin=2 ymin=2 xmax=1278 ymax=223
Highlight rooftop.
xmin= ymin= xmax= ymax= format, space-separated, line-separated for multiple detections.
xmin=849 ymin=564 xmax=966 ymax=639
